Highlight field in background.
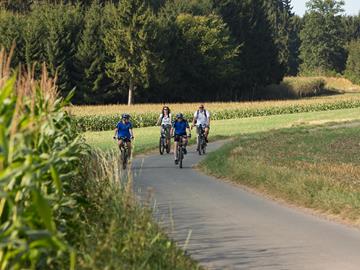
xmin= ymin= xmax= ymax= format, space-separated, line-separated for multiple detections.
xmin=201 ymin=121 xmax=360 ymax=225
xmin=70 ymin=76 xmax=360 ymax=117
xmin=85 ymin=107 xmax=360 ymax=152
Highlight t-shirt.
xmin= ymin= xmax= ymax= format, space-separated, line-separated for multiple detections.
xmin=116 ymin=121 xmax=133 ymax=138
xmin=172 ymin=120 xmax=189 ymax=135
xmin=159 ymin=113 xmax=172 ymax=126
xmin=194 ymin=110 xmax=210 ymax=126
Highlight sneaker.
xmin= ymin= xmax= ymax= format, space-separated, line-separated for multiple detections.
xmin=183 ymin=148 xmax=187 ymax=155
xmin=175 ymin=159 xmax=178 ymax=165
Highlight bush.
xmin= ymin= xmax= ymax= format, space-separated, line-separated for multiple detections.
xmin=261 ymin=77 xmax=327 ymax=99
xmin=345 ymin=40 xmax=360 ymax=85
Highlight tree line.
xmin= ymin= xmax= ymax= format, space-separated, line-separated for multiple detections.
xmin=0 ymin=0 xmax=359 ymax=104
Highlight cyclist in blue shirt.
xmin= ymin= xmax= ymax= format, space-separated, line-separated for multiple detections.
xmin=171 ymin=113 xmax=191 ymax=164
xmin=113 ymin=114 xmax=134 ymax=158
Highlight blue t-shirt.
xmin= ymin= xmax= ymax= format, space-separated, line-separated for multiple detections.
xmin=172 ymin=120 xmax=189 ymax=135
xmin=116 ymin=121 xmax=133 ymax=138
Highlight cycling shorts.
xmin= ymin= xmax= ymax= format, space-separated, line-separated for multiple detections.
xmin=174 ymin=134 xmax=187 ymax=142
xmin=118 ymin=137 xmax=131 ymax=143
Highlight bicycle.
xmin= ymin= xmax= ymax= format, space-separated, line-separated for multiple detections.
xmin=197 ymin=125 xmax=207 ymax=155
xmin=114 ymin=137 xmax=130 ymax=170
xmin=159 ymin=125 xmax=171 ymax=155
xmin=174 ymin=134 xmax=191 ymax=168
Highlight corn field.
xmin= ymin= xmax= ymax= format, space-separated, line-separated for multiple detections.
xmin=0 ymin=47 xmax=85 ymax=269
xmin=73 ymin=97 xmax=360 ymax=131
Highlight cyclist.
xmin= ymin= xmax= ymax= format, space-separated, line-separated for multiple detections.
xmin=156 ymin=106 xmax=172 ymax=147
xmin=113 ymin=113 xmax=134 ymax=158
xmin=171 ymin=113 xmax=191 ymax=164
xmin=191 ymin=104 xmax=211 ymax=143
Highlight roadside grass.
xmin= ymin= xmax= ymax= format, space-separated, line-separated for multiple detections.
xmin=84 ymin=107 xmax=360 ymax=153
xmin=73 ymin=150 xmax=200 ymax=269
xmin=200 ymin=121 xmax=360 ymax=225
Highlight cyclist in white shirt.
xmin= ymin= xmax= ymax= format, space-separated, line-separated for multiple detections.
xmin=191 ymin=104 xmax=211 ymax=143
xmin=156 ymin=106 xmax=172 ymax=147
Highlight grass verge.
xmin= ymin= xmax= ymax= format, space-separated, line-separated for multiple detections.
xmin=200 ymin=121 xmax=360 ymax=225
xmin=84 ymin=107 xmax=360 ymax=153
xmin=72 ymin=151 xmax=200 ymax=269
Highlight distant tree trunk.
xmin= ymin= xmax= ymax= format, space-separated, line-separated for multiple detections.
xmin=128 ymin=78 xmax=134 ymax=106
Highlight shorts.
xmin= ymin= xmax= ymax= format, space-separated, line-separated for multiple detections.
xmin=174 ymin=134 xmax=187 ymax=142
xmin=117 ymin=137 xmax=131 ymax=143
xmin=161 ymin=125 xmax=172 ymax=138
xmin=196 ymin=124 xmax=210 ymax=133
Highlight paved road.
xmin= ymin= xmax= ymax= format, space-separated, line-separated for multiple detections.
xmin=132 ymin=141 xmax=360 ymax=270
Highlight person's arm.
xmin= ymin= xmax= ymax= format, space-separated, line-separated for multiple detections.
xmin=191 ymin=112 xmax=197 ymax=129
xmin=129 ymin=123 xmax=134 ymax=139
xmin=114 ymin=128 xmax=118 ymax=139
xmin=156 ymin=114 xmax=162 ymax=126
xmin=207 ymin=111 xmax=211 ymax=126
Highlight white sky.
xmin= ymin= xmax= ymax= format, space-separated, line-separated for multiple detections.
xmin=292 ymin=0 xmax=360 ymax=16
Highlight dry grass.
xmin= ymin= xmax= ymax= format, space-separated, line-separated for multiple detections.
xmin=201 ymin=122 xmax=360 ymax=225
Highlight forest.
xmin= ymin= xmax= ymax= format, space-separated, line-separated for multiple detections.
xmin=0 ymin=0 xmax=359 ymax=104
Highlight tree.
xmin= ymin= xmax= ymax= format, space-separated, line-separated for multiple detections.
xmin=214 ymin=0 xmax=283 ymax=99
xmin=265 ymin=0 xmax=300 ymax=75
xmin=103 ymin=0 xmax=156 ymax=105
xmin=300 ymin=0 xmax=346 ymax=75
xmin=40 ymin=4 xmax=83 ymax=96
xmin=345 ymin=40 xmax=360 ymax=84
xmin=74 ymin=1 xmax=111 ymax=104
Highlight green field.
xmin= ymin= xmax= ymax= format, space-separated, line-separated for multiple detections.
xmin=85 ymin=107 xmax=360 ymax=153
xmin=201 ymin=121 xmax=360 ymax=225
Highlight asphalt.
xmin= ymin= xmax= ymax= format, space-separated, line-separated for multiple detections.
xmin=132 ymin=141 xmax=360 ymax=270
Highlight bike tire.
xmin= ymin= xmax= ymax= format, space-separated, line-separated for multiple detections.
xmin=159 ymin=137 xmax=164 ymax=155
xmin=179 ymin=150 xmax=183 ymax=168
xmin=197 ymin=137 xmax=202 ymax=155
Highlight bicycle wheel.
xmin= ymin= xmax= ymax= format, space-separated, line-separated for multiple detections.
xmin=120 ymin=148 xmax=126 ymax=169
xmin=179 ymin=148 xmax=183 ymax=168
xmin=159 ymin=137 xmax=164 ymax=155
xmin=197 ymin=136 xmax=202 ymax=155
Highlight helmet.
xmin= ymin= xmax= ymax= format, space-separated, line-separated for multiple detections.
xmin=122 ymin=113 xmax=130 ymax=120
xmin=176 ymin=113 xmax=184 ymax=119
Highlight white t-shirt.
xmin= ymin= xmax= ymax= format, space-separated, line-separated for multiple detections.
xmin=194 ymin=110 xmax=210 ymax=126
xmin=159 ymin=113 xmax=172 ymax=126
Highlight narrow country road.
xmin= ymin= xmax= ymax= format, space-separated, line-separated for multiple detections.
xmin=132 ymin=141 xmax=360 ymax=270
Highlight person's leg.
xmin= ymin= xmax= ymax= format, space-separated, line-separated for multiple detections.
xmin=205 ymin=126 xmax=209 ymax=142
xmin=118 ymin=139 xmax=124 ymax=150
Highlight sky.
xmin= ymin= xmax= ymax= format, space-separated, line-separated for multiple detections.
xmin=292 ymin=0 xmax=360 ymax=16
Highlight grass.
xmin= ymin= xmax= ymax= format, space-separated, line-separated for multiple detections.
xmin=84 ymin=107 xmax=360 ymax=153
xmin=72 ymin=151 xmax=201 ymax=269
xmin=200 ymin=121 xmax=360 ymax=225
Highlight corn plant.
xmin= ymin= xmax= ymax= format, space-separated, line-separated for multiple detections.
xmin=0 ymin=48 xmax=84 ymax=269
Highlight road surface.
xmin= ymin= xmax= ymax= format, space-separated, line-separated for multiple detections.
xmin=132 ymin=141 xmax=360 ymax=270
